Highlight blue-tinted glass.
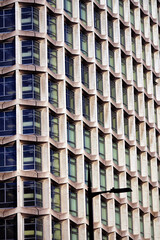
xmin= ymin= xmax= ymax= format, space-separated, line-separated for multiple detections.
xmin=0 ymin=217 xmax=17 ymax=240
xmin=21 ymin=7 xmax=39 ymax=31
xmin=22 ymin=74 xmax=40 ymax=100
xmin=48 ymin=47 xmax=57 ymax=73
xmin=0 ymin=180 xmax=17 ymax=208
xmin=0 ymin=145 xmax=16 ymax=172
xmin=23 ymin=145 xmax=42 ymax=171
xmin=0 ymin=41 xmax=15 ymax=67
xmin=0 ymin=8 xmax=15 ymax=33
xmin=22 ymin=40 xmax=40 ymax=65
xmin=65 ymin=55 xmax=74 ymax=81
xmin=23 ymin=109 xmax=41 ymax=135
xmin=0 ymin=75 xmax=16 ymax=101
xmin=0 ymin=110 xmax=16 ymax=136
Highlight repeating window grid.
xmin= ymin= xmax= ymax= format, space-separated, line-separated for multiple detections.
xmin=0 ymin=41 xmax=15 ymax=67
xmin=82 ymin=94 xmax=90 ymax=120
xmin=70 ymin=224 xmax=78 ymax=240
xmin=21 ymin=7 xmax=39 ymax=32
xmin=69 ymin=190 xmax=77 ymax=217
xmin=101 ymin=199 xmax=107 ymax=225
xmin=142 ymin=43 xmax=145 ymax=62
xmin=85 ymin=192 xmax=89 ymax=219
xmin=95 ymin=40 xmax=102 ymax=64
xmin=115 ymin=204 xmax=121 ymax=230
xmin=83 ymin=128 xmax=91 ymax=154
xmin=0 ymin=8 xmax=15 ymax=33
xmin=100 ymin=167 xmax=106 ymax=191
xmin=133 ymin=64 xmax=137 ymax=84
xmin=121 ymin=56 xmax=126 ymax=77
xmin=0 ymin=217 xmax=17 ymax=240
xmin=127 ymin=177 xmax=132 ymax=201
xmin=132 ymin=35 xmax=136 ymax=55
xmin=51 ymin=184 xmax=61 ymax=212
xmin=102 ymin=231 xmax=108 ymax=240
xmin=128 ymin=208 xmax=133 ymax=234
xmin=79 ymin=1 xmax=87 ymax=25
xmin=143 ymin=72 xmax=147 ymax=90
xmin=0 ymin=75 xmax=15 ymax=101
xmin=146 ymin=127 xmax=150 ymax=149
xmin=23 ymin=145 xmax=42 ymax=171
xmin=109 ymin=49 xmax=114 ymax=70
xmin=80 ymin=31 xmax=88 ymax=56
xmin=141 ymin=15 xmax=144 ymax=34
xmin=23 ymin=109 xmax=41 ymax=135
xmin=68 ymin=154 xmax=77 ymax=182
xmin=150 ymin=215 xmax=154 ymax=239
xmin=84 ymin=160 xmax=92 ymax=186
xmin=24 ymin=218 xmax=43 ymax=240
xmin=130 ymin=8 xmax=135 ymax=26
xmin=137 ymin=151 xmax=141 ymax=174
xmin=52 ymin=219 xmax=61 ymax=240
xmin=140 ymin=213 xmax=144 ymax=237
xmin=64 ymin=23 xmax=73 ymax=48
xmin=47 ymin=14 xmax=57 ymax=40
xmin=99 ymin=135 xmax=105 ymax=159
xmin=50 ymin=149 xmax=60 ymax=177
xmin=124 ymin=116 xmax=129 ymax=139
xmin=136 ymin=120 xmax=140 ymax=144
xmin=22 ymin=40 xmax=40 ymax=66
xmin=138 ymin=182 xmax=143 ymax=205
xmin=67 ymin=121 xmax=76 ymax=148
xmin=107 ymin=0 xmax=112 ymax=10
xmin=23 ymin=181 xmax=42 ymax=207
xmin=110 ymin=78 xmax=116 ymax=101
xmin=123 ymin=86 xmax=128 ymax=108
xmin=111 ymin=108 xmax=117 ymax=133
xmin=108 ymin=19 xmax=113 ymax=40
xmin=48 ymin=47 xmax=57 ymax=73
xmin=49 ymin=114 xmax=59 ymax=141
xmin=47 ymin=0 xmax=56 ymax=8
xmin=134 ymin=92 xmax=139 ymax=114
xmin=94 ymin=9 xmax=101 ymax=32
xmin=48 ymin=80 xmax=58 ymax=107
xmin=0 ymin=144 xmax=16 ymax=172
xmin=81 ymin=62 xmax=89 ymax=88
xmin=119 ymin=0 xmax=124 ymax=18
xmin=114 ymin=171 xmax=119 ymax=197
xmin=149 ymin=186 xmax=152 ymax=209
xmin=64 ymin=0 xmax=72 ymax=17
xmin=65 ymin=55 xmax=74 ymax=81
xmin=66 ymin=87 xmax=75 ymax=114
xmin=22 ymin=74 xmax=40 ymax=100
xmin=112 ymin=141 xmax=118 ymax=165
xmin=120 ymin=28 xmax=125 ymax=47
xmin=96 ymin=71 xmax=103 ymax=95
xmin=0 ymin=180 xmax=17 ymax=208
xmin=125 ymin=146 xmax=130 ymax=169
xmin=0 ymin=110 xmax=16 ymax=136
xmin=97 ymin=101 xmax=104 ymax=127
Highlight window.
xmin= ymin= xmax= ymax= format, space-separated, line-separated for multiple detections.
xmin=23 ymin=109 xmax=41 ymax=135
xmin=0 ymin=110 xmax=16 ymax=136
xmin=79 ymin=1 xmax=87 ymax=25
xmin=0 ymin=74 xmax=15 ymax=101
xmin=132 ymin=35 xmax=136 ymax=54
xmin=47 ymin=0 xmax=56 ymax=8
xmin=136 ymin=120 xmax=140 ymax=143
xmin=84 ymin=159 xmax=91 ymax=185
xmin=115 ymin=204 xmax=121 ymax=229
xmin=22 ymin=74 xmax=40 ymax=100
xmin=134 ymin=92 xmax=138 ymax=113
xmin=64 ymin=0 xmax=72 ymax=17
xmin=67 ymin=121 xmax=76 ymax=148
xmin=102 ymin=232 xmax=108 ymax=240
xmin=69 ymin=189 xmax=77 ymax=216
xmin=24 ymin=218 xmax=43 ymax=240
xmin=143 ymin=72 xmax=147 ymax=90
xmin=0 ymin=144 xmax=16 ymax=172
xmin=112 ymin=141 xmax=118 ymax=165
xmin=111 ymin=108 xmax=117 ymax=133
xmin=83 ymin=127 xmax=91 ymax=154
xmin=130 ymin=8 xmax=134 ymax=26
xmin=0 ymin=7 xmax=15 ymax=33
xmin=149 ymin=0 xmax=152 ymax=15
xmin=81 ymin=62 xmax=89 ymax=88
xmin=94 ymin=9 xmax=101 ymax=32
xmin=52 ymin=219 xmax=61 ymax=240
xmin=137 ymin=150 xmax=141 ymax=174
xmin=124 ymin=116 xmax=129 ymax=138
xmin=21 ymin=7 xmax=39 ymax=32
xmin=128 ymin=208 xmax=133 ymax=233
xmin=101 ymin=199 xmax=107 ymax=225
xmin=51 ymin=184 xmax=61 ymax=212
xmin=95 ymin=40 xmax=102 ymax=64
xmin=114 ymin=170 xmax=119 ymax=197
xmin=82 ymin=94 xmax=90 ymax=120
xmin=0 ymin=179 xmax=16 ymax=208
xmin=146 ymin=127 xmax=150 ymax=149
xmin=49 ymin=114 xmax=59 ymax=141
xmin=80 ymin=31 xmax=88 ymax=56
xmin=96 ymin=70 xmax=103 ymax=95
xmin=108 ymin=19 xmax=113 ymax=40
xmin=97 ymin=101 xmax=104 ymax=126
xmin=127 ymin=176 xmax=131 ymax=201
xmin=138 ymin=181 xmax=143 ymax=205
xmin=64 ymin=23 xmax=73 ymax=48
xmin=66 ymin=87 xmax=75 ymax=114
xmin=0 ymin=40 xmax=15 ymax=67
xmin=107 ymin=0 xmax=112 ymax=10
xmin=120 ymin=28 xmax=125 ymax=47
xmin=140 ymin=213 xmax=144 ymax=237
xmin=99 ymin=134 xmax=105 ymax=159
xmin=50 ymin=149 xmax=60 ymax=177
xmin=47 ymin=14 xmax=56 ymax=40
xmin=22 ymin=40 xmax=40 ymax=65
xmin=110 ymin=78 xmax=116 ymax=100
xmin=119 ymin=0 xmax=124 ymax=18
xmin=48 ymin=80 xmax=58 ymax=107
xmin=65 ymin=55 xmax=74 ymax=81
xmin=68 ymin=154 xmax=76 ymax=182
xmin=23 ymin=144 xmax=41 ymax=171
xmin=86 ymin=192 xmax=89 ymax=218
xmin=150 ymin=25 xmax=153 ymax=42
xmin=109 ymin=49 xmax=114 ymax=70
xmin=24 ymin=181 xmax=42 ymax=207
xmin=70 ymin=224 xmax=78 ymax=240
xmin=0 ymin=216 xmax=17 ymax=240
xmin=141 ymin=15 xmax=144 ymax=34
xmin=150 ymin=216 xmax=154 ymax=239
xmin=100 ymin=167 xmax=106 ymax=190
xmin=123 ymin=85 xmax=128 ymax=107
xmin=48 ymin=46 xmax=57 ymax=73
xmin=149 ymin=186 xmax=152 ymax=209
xmin=142 ymin=43 xmax=145 ymax=62
xmin=125 ymin=146 xmax=130 ymax=169
xmin=145 ymin=98 xmax=148 ymax=119
xmin=121 ymin=56 xmax=126 ymax=76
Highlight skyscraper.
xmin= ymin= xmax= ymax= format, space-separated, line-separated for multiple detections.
xmin=0 ymin=0 xmax=160 ymax=239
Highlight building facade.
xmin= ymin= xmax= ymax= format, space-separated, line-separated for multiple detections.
xmin=0 ymin=0 xmax=160 ymax=239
